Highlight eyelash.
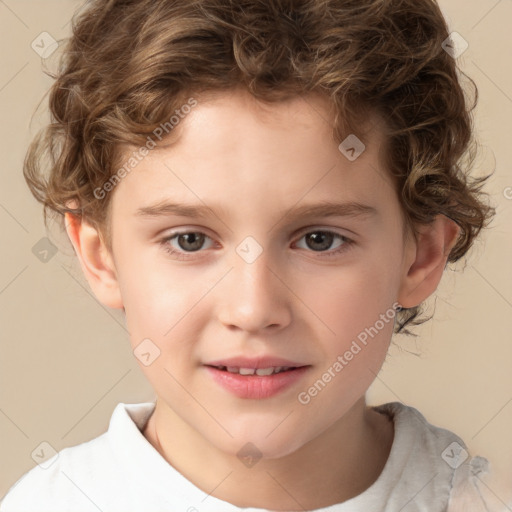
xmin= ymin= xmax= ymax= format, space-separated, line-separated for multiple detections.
xmin=159 ymin=229 xmax=355 ymax=260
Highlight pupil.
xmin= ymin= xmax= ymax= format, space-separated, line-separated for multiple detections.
xmin=179 ymin=233 xmax=204 ymax=252
xmin=307 ymin=232 xmax=332 ymax=251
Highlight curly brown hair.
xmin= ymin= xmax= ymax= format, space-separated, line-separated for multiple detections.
xmin=24 ymin=0 xmax=495 ymax=334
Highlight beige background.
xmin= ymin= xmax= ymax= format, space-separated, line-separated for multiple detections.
xmin=1 ymin=0 xmax=511 ymax=504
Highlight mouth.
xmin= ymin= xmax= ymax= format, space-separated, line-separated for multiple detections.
xmin=205 ymin=365 xmax=302 ymax=376
xmin=204 ymin=361 xmax=311 ymax=399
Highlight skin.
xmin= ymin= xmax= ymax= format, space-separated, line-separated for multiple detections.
xmin=65 ymin=88 xmax=460 ymax=510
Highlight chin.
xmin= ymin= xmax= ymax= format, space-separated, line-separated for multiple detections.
xmin=216 ymin=426 xmax=311 ymax=462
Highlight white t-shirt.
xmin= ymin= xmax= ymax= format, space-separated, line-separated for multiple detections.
xmin=0 ymin=401 xmax=505 ymax=512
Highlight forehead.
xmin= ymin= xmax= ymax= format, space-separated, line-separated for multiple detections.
xmin=163 ymin=88 xmax=383 ymax=157
xmin=110 ymin=89 xmax=394 ymax=221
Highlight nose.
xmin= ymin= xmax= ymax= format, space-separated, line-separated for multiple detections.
xmin=216 ymin=249 xmax=292 ymax=333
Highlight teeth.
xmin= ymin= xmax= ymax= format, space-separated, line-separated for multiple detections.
xmin=239 ymin=367 xmax=256 ymax=375
xmin=215 ymin=365 xmax=295 ymax=376
xmin=255 ymin=367 xmax=274 ymax=376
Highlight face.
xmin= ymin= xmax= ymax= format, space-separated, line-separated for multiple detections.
xmin=107 ymin=89 xmax=412 ymax=458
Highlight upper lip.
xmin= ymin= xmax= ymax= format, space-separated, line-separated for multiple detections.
xmin=205 ymin=356 xmax=308 ymax=369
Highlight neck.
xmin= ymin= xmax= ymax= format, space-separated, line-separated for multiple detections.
xmin=143 ymin=397 xmax=394 ymax=510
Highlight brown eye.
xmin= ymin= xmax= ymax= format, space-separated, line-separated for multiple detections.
xmin=296 ymin=231 xmax=348 ymax=253
xmin=304 ymin=232 xmax=335 ymax=251
xmin=160 ymin=231 xmax=214 ymax=259
xmin=175 ymin=232 xmax=206 ymax=252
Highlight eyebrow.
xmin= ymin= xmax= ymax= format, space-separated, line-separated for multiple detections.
xmin=135 ymin=199 xmax=377 ymax=222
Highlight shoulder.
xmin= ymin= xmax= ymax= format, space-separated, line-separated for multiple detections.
xmin=375 ymin=401 xmax=466 ymax=446
xmin=0 ymin=402 xmax=156 ymax=512
xmin=0 ymin=432 xmax=112 ymax=512
xmin=374 ymin=401 xmax=472 ymax=471
xmin=372 ymin=402 xmax=507 ymax=512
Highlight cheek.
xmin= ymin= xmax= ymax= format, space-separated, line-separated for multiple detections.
xmin=298 ymin=259 xmax=400 ymax=343
xmin=117 ymin=250 xmax=198 ymax=327
xmin=294 ymin=241 xmax=401 ymax=389
xmin=118 ymin=260 xmax=218 ymax=372
xmin=298 ymin=305 xmax=395 ymax=418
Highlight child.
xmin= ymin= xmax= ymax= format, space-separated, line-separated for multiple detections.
xmin=1 ymin=0 xmax=506 ymax=510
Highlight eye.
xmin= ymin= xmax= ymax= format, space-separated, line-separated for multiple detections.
xmin=160 ymin=231 xmax=214 ymax=260
xmin=294 ymin=230 xmax=353 ymax=257
xmin=159 ymin=229 xmax=354 ymax=261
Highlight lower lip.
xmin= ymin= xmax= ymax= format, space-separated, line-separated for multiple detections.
xmin=204 ymin=366 xmax=310 ymax=399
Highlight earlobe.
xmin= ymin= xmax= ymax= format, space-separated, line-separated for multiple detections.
xmin=397 ymin=215 xmax=461 ymax=308
xmin=64 ymin=212 xmax=124 ymax=310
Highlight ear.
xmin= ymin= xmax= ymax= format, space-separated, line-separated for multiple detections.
xmin=397 ymin=215 xmax=461 ymax=308
xmin=64 ymin=212 xmax=124 ymax=310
